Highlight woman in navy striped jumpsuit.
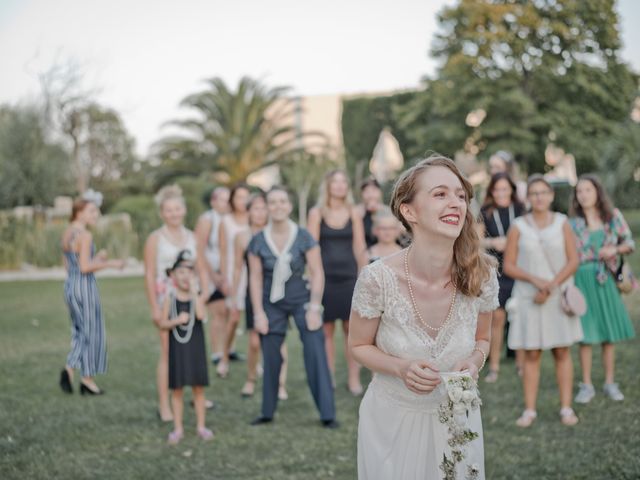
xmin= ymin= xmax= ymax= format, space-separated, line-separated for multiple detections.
xmin=59 ymin=197 xmax=125 ymax=395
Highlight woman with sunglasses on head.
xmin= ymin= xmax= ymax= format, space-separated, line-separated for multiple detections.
xmin=504 ymin=175 xmax=582 ymax=427
xmin=59 ymin=193 xmax=126 ymax=396
xmin=569 ymin=174 xmax=635 ymax=404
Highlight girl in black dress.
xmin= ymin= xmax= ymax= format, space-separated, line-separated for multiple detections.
xmin=159 ymin=250 xmax=212 ymax=444
xmin=308 ymin=170 xmax=367 ymax=396
xmin=479 ymin=172 xmax=525 ymax=382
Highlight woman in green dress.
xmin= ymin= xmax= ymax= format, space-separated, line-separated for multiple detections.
xmin=569 ymin=175 xmax=635 ymax=404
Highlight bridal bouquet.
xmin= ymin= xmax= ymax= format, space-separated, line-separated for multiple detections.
xmin=438 ymin=371 xmax=482 ymax=480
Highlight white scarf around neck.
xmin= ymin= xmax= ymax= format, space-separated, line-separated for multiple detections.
xmin=264 ymin=219 xmax=299 ymax=303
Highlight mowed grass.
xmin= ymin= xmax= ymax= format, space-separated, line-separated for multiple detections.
xmin=1 ymin=256 xmax=640 ymax=479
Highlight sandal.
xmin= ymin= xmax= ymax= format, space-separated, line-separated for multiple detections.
xmin=216 ymin=361 xmax=229 ymax=379
xmin=278 ymin=385 xmax=289 ymax=401
xmin=241 ymin=380 xmax=256 ymax=398
xmin=167 ymin=429 xmax=183 ymax=445
xmin=515 ymin=409 xmax=537 ymax=428
xmin=189 ymin=399 xmax=215 ymax=410
xmin=560 ymin=407 xmax=579 ymax=426
xmin=484 ymin=369 xmax=499 ymax=383
xmin=197 ymin=427 xmax=214 ymax=441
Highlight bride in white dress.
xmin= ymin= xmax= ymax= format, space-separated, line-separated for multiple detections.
xmin=349 ymin=155 xmax=498 ymax=480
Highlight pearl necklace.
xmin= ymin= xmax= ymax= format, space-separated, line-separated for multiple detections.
xmin=404 ymin=245 xmax=457 ymax=333
xmin=170 ymin=291 xmax=196 ymax=344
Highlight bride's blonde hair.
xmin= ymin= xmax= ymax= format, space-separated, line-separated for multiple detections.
xmin=390 ymin=154 xmax=494 ymax=297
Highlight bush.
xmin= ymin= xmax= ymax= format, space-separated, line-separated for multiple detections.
xmin=109 ymin=195 xmax=160 ymax=258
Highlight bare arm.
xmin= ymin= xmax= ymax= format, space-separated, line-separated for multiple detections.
xmin=307 ymin=207 xmax=321 ymax=241
xmin=248 ymin=252 xmax=268 ymax=334
xmin=191 ymin=229 xmax=209 ymax=303
xmin=231 ymin=233 xmax=247 ymax=309
xmin=305 ymin=245 xmax=324 ymax=306
xmin=453 ymin=311 xmax=492 ymax=379
xmin=218 ymin=221 xmax=229 ymax=294
xmin=143 ymin=232 xmax=161 ymax=320
xmin=156 ymin=294 xmax=189 ymax=330
xmin=194 ymin=214 xmax=216 ymax=280
xmin=78 ymin=232 xmax=119 ymax=274
xmin=549 ymin=221 xmax=579 ymax=287
xmin=503 ymin=226 xmax=545 ymax=289
xmin=351 ymin=207 xmax=368 ymax=270
xmin=349 ymin=309 xmax=440 ymax=394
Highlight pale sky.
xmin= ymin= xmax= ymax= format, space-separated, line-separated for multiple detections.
xmin=1 ymin=0 xmax=638 ymax=156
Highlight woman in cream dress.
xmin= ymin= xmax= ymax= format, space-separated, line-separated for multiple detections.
xmin=349 ymin=156 xmax=498 ymax=480
xmin=504 ymin=174 xmax=582 ymax=427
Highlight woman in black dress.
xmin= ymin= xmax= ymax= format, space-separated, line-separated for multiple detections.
xmin=479 ymin=172 xmax=525 ymax=382
xmin=308 ymin=170 xmax=367 ymax=396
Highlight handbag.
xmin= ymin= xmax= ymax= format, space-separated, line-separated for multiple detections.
xmin=615 ymin=257 xmax=637 ymax=294
xmin=526 ymin=215 xmax=587 ymax=317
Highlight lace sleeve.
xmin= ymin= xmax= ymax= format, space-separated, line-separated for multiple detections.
xmin=351 ymin=263 xmax=385 ymax=319
xmin=478 ymin=267 xmax=499 ymax=313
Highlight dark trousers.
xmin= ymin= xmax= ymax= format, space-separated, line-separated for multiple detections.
xmin=260 ymin=301 xmax=335 ymax=421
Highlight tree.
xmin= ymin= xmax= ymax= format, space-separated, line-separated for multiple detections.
xmin=39 ymin=59 xmax=98 ymax=193
xmin=341 ymin=92 xmax=417 ymax=186
xmin=279 ymin=144 xmax=338 ymax=226
xmin=154 ymin=77 xmax=311 ymax=184
xmin=398 ymin=0 xmax=638 ymax=174
xmin=0 ymin=104 xmax=72 ymax=208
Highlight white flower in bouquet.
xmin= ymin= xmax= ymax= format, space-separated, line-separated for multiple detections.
xmin=448 ymin=386 xmax=464 ymax=403
xmin=453 ymin=402 xmax=468 ymax=416
xmin=462 ymin=390 xmax=476 ymax=404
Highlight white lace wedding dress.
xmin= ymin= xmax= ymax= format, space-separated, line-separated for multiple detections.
xmin=352 ymin=260 xmax=499 ymax=480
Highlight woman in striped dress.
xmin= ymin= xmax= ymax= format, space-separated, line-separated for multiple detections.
xmin=59 ymin=197 xmax=125 ymax=395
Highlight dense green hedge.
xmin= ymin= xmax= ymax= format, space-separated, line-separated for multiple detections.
xmin=341 ymin=91 xmax=418 ymax=187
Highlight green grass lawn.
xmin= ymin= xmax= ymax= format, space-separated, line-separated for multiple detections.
xmin=1 ymin=271 xmax=639 ymax=479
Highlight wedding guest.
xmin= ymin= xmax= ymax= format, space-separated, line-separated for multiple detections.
xmin=248 ymin=187 xmax=336 ymax=427
xmin=195 ymin=186 xmax=230 ymax=365
xmin=479 ymin=173 xmax=525 ymax=382
xmin=570 ymin=174 xmax=636 ymax=403
xmin=349 ymin=155 xmax=498 ymax=479
xmin=488 ymin=150 xmax=527 ymax=204
xmin=356 ymin=177 xmax=385 ymax=248
xmin=504 ymin=174 xmax=582 ymax=427
xmin=232 ymin=192 xmax=288 ymax=399
xmin=59 ymin=193 xmax=126 ymax=395
xmin=308 ymin=170 xmax=367 ymax=395
xmin=365 ymin=207 xmax=402 ymax=263
xmin=143 ymin=185 xmax=208 ymax=421
xmin=217 ymin=183 xmax=251 ymax=378
xmin=158 ymin=250 xmax=213 ymax=444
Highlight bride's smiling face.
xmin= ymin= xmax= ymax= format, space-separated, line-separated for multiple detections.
xmin=400 ymin=166 xmax=467 ymax=240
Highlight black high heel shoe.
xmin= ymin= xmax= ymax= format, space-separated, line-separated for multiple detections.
xmin=59 ymin=369 xmax=73 ymax=394
xmin=80 ymin=382 xmax=105 ymax=396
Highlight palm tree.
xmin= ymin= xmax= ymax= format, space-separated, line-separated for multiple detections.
xmin=153 ymin=76 xmax=312 ymax=184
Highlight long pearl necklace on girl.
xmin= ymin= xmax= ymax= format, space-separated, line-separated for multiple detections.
xmin=170 ymin=291 xmax=196 ymax=344
xmin=404 ymin=245 xmax=457 ymax=333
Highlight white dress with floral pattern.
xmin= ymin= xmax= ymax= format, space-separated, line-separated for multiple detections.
xmin=352 ymin=260 xmax=499 ymax=480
